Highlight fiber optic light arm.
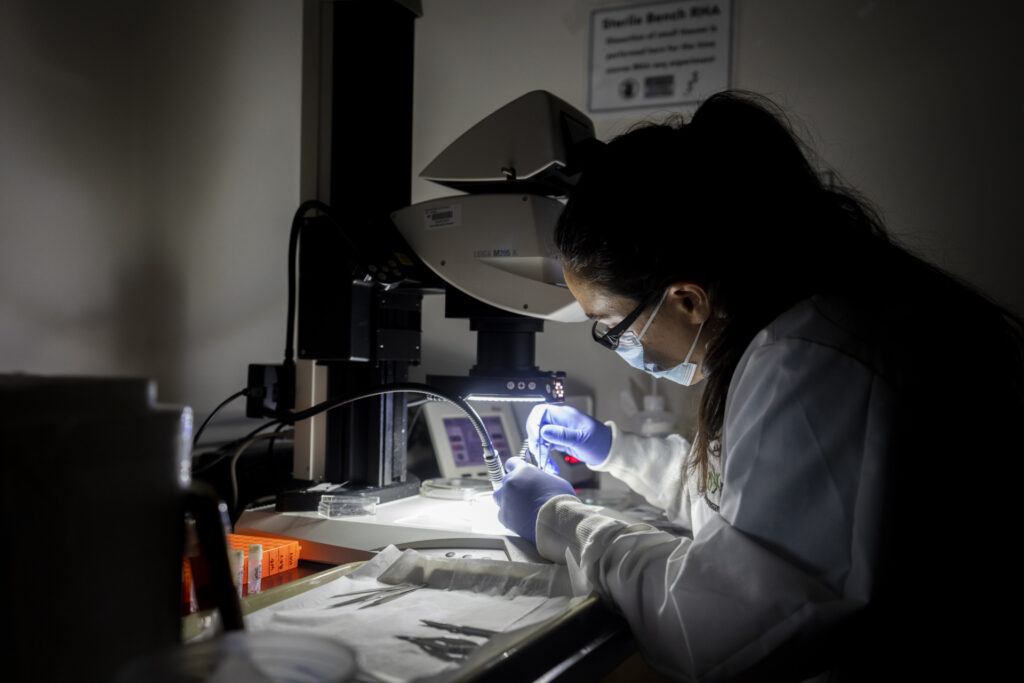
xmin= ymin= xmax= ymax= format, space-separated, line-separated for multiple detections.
xmin=281 ymin=382 xmax=504 ymax=489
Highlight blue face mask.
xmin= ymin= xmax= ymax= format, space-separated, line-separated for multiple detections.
xmin=614 ymin=290 xmax=706 ymax=386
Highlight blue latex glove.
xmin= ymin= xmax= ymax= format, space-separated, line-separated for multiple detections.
xmin=525 ymin=403 xmax=613 ymax=471
xmin=493 ymin=457 xmax=576 ymax=543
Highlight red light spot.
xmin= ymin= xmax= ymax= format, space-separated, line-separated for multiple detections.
xmin=564 ymin=455 xmax=582 ymax=465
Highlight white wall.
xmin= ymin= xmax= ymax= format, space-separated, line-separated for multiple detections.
xmin=411 ymin=0 xmax=1024 ymax=433
xmin=0 ymin=0 xmax=302 ymax=429
xmin=1 ymin=0 xmax=1020 ymax=435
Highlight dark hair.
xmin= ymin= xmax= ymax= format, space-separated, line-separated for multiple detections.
xmin=556 ymin=91 xmax=1024 ymax=492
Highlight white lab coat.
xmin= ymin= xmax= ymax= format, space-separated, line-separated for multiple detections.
xmin=535 ymin=295 xmax=898 ymax=681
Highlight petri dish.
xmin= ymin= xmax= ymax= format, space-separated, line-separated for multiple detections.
xmin=317 ymin=495 xmax=379 ymax=518
xmin=419 ymin=477 xmax=491 ymax=501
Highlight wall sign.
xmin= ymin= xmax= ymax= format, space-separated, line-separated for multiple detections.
xmin=589 ymin=0 xmax=733 ymax=112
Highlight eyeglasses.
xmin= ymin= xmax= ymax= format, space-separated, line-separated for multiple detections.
xmin=591 ymin=291 xmax=660 ymax=350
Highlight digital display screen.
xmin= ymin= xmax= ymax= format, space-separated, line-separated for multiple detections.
xmin=442 ymin=416 xmax=513 ymax=467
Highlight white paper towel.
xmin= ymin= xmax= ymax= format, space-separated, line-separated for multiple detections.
xmin=245 ymin=546 xmax=580 ymax=682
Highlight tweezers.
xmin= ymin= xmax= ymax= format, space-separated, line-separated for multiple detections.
xmin=396 ymin=635 xmax=480 ymax=662
xmin=420 ymin=619 xmax=497 ymax=638
xmin=324 ymin=584 xmax=418 ymax=609
xmin=356 ymin=584 xmax=420 ymax=609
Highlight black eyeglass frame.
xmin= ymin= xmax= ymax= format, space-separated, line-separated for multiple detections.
xmin=591 ymin=289 xmax=663 ymax=350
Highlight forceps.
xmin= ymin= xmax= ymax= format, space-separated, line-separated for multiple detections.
xmin=323 ymin=584 xmax=420 ymax=609
xmin=420 ymin=619 xmax=497 ymax=638
xmin=395 ymin=636 xmax=481 ymax=663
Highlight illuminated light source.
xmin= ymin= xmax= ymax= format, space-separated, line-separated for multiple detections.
xmin=464 ymin=394 xmax=546 ymax=403
xmin=563 ymin=455 xmax=582 ymax=465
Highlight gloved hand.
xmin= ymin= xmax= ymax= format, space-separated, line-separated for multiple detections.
xmin=493 ymin=457 xmax=576 ymax=543
xmin=526 ymin=403 xmax=613 ymax=470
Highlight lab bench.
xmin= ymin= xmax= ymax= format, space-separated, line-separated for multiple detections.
xmin=184 ymin=557 xmax=641 ymax=682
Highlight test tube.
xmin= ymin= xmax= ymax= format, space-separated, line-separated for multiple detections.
xmin=228 ymin=549 xmax=245 ymax=598
xmin=188 ymin=579 xmax=199 ymax=613
xmin=248 ymin=544 xmax=263 ymax=595
xmin=184 ymin=561 xmax=200 ymax=613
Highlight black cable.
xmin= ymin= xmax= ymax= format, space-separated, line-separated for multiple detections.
xmin=285 ymin=200 xmax=329 ymax=364
xmin=192 ymin=419 xmax=282 ymax=474
xmin=192 ymin=389 xmax=247 ymax=449
xmin=230 ymin=430 xmax=294 ymax=514
xmin=266 ymin=422 xmax=287 ymax=460
xmin=284 ymin=199 xmax=374 ymax=366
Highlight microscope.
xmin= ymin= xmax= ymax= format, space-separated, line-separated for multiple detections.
xmin=244 ymin=91 xmax=598 ymax=514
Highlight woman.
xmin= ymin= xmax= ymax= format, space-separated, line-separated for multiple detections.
xmin=493 ymin=92 xmax=1023 ymax=681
